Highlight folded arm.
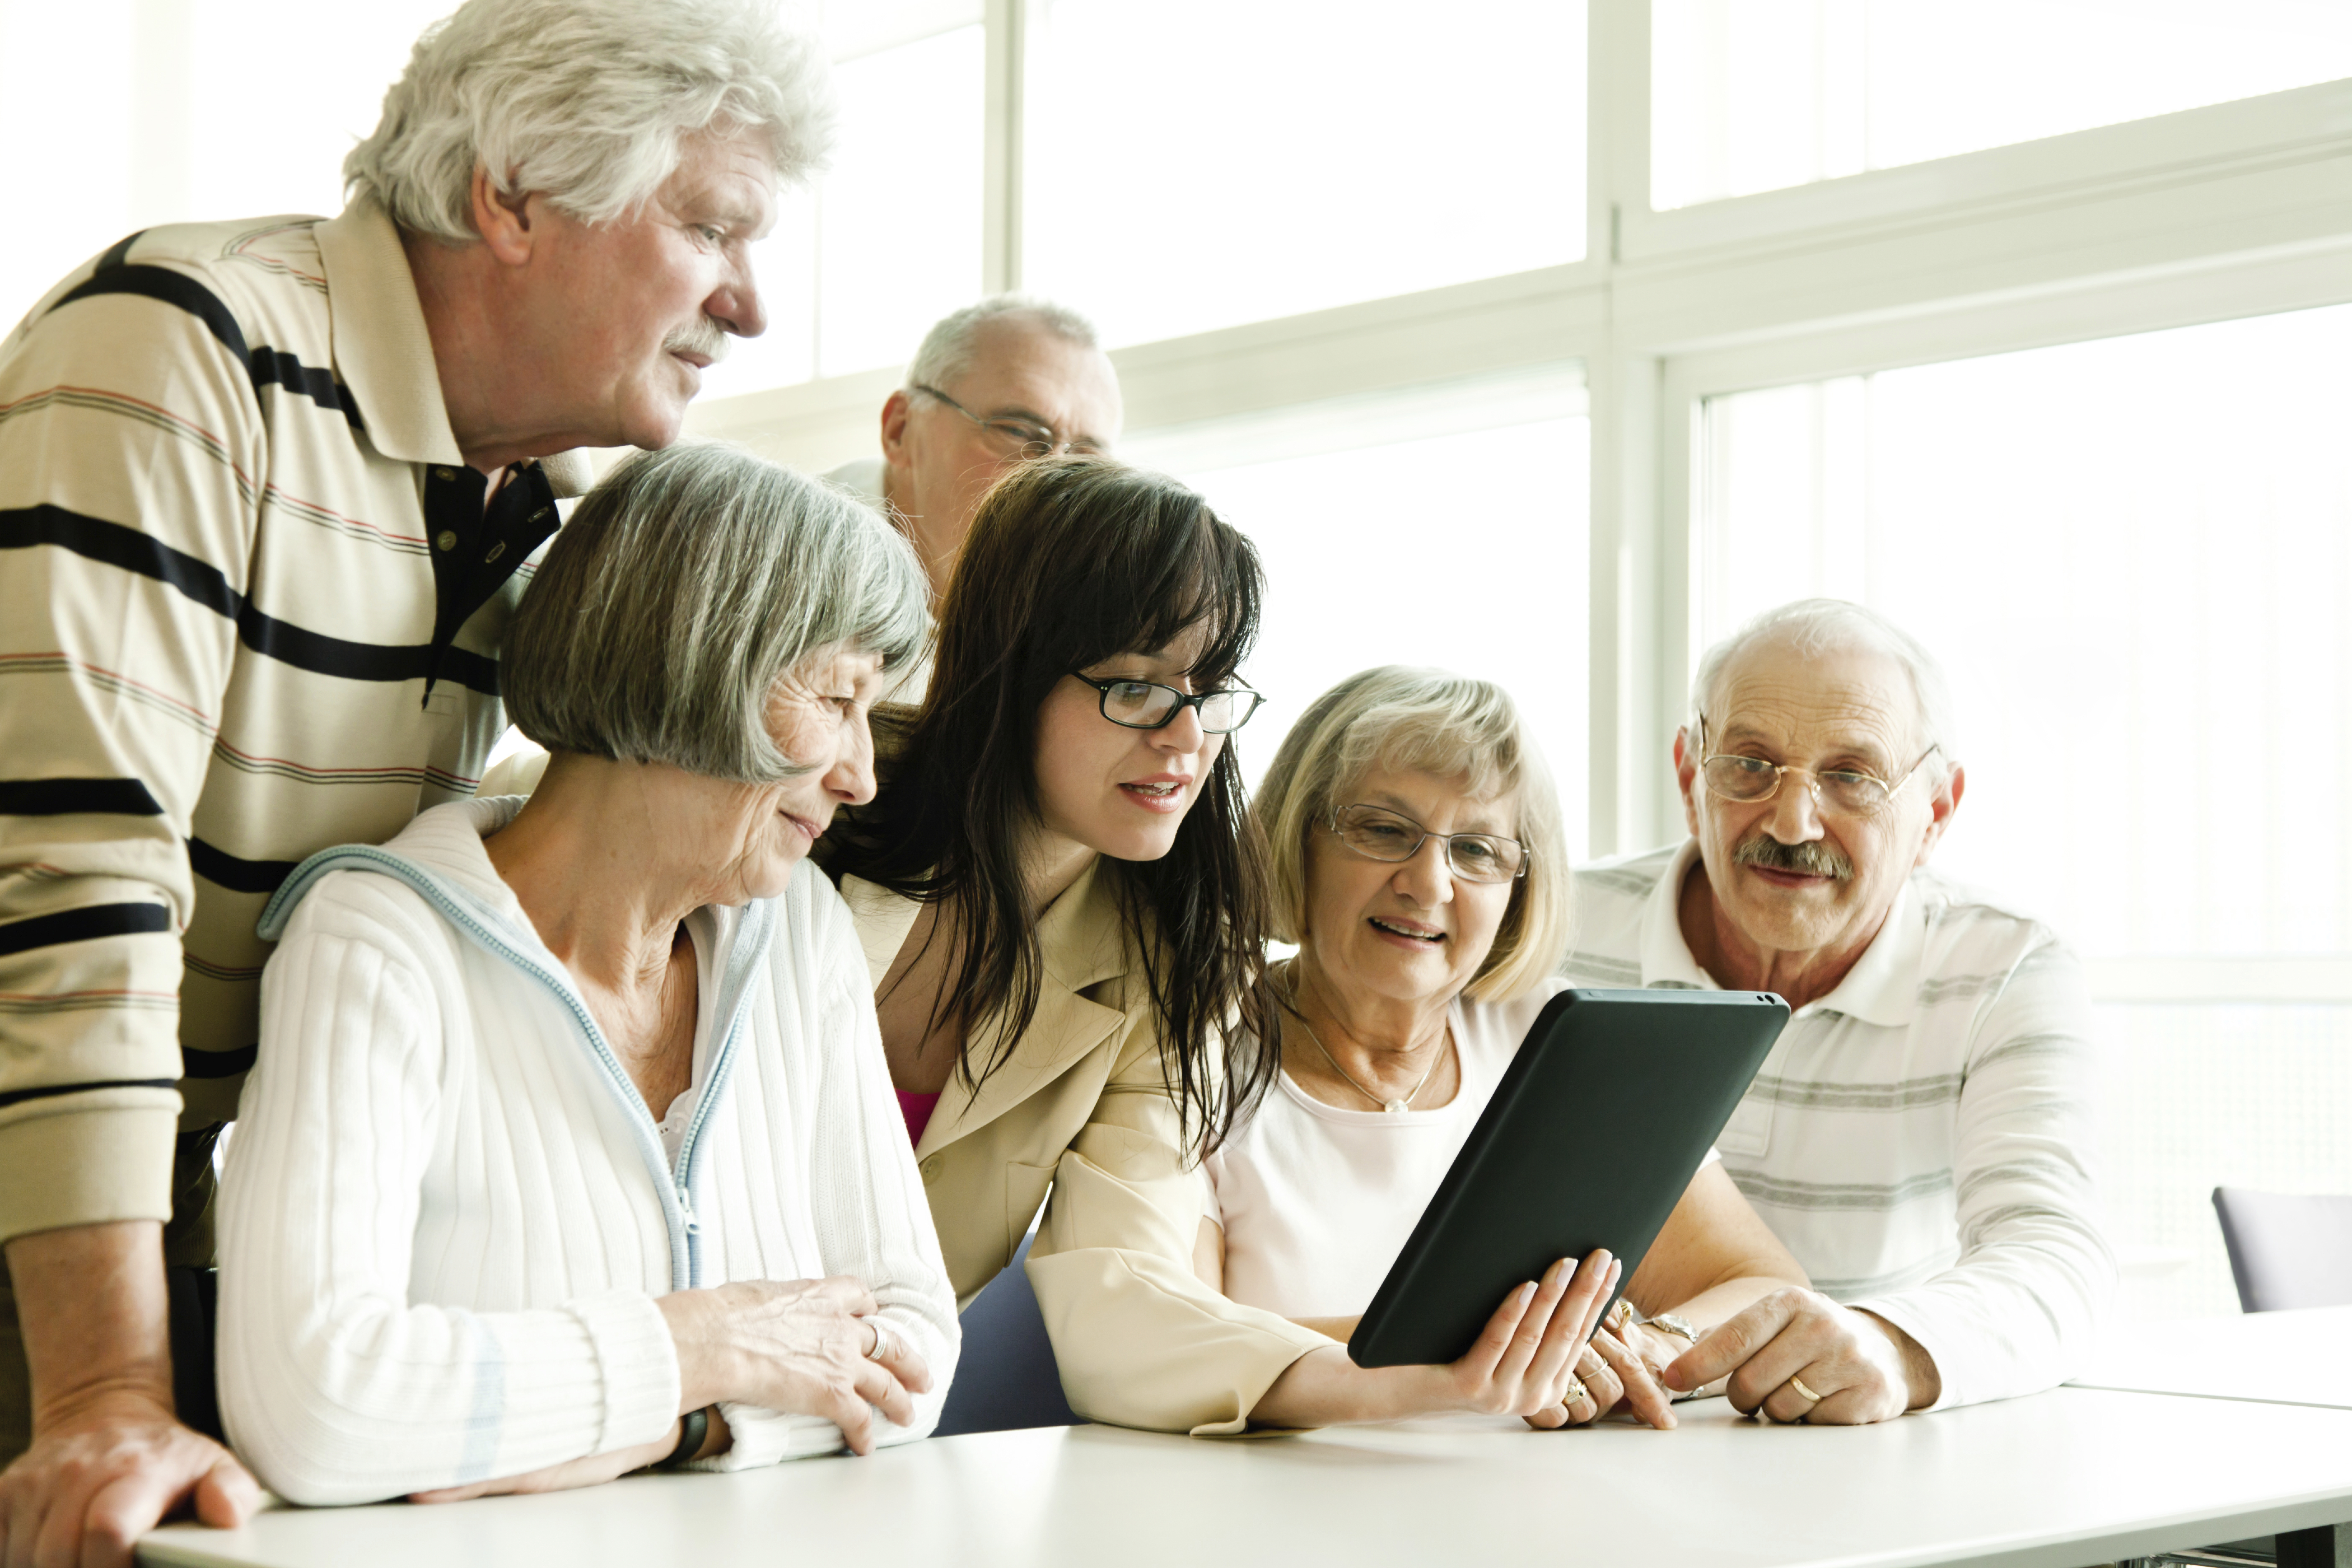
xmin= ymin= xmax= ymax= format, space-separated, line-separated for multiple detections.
xmin=216 ymin=906 xmax=683 ymax=1505
xmin=1664 ymin=941 xmax=2111 ymax=1421
xmin=690 ymin=934 xmax=959 ymax=1469
xmin=1847 ymin=940 xmax=2113 ymax=1410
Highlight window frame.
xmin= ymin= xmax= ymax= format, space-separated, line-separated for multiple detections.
xmin=683 ymin=0 xmax=2352 ymax=997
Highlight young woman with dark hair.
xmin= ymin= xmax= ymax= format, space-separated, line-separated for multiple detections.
xmin=822 ymin=455 xmax=1336 ymax=1433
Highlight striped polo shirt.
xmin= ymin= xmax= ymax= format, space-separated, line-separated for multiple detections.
xmin=0 ymin=194 xmax=589 ymax=1250
xmin=1563 ymin=841 xmax=2113 ymax=1410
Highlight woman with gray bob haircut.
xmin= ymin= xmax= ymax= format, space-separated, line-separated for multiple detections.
xmin=217 ymin=445 xmax=957 ymax=1506
xmin=1198 ymin=667 xmax=1808 ymax=1431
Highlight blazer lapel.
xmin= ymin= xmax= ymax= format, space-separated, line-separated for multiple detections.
xmin=916 ymin=860 xmax=1131 ymax=1158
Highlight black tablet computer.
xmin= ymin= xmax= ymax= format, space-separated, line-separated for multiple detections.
xmin=1348 ymin=987 xmax=1789 ymax=1369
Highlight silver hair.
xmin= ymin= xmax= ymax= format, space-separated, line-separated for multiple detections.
xmin=1691 ymin=598 xmax=1961 ymax=764
xmin=505 ymin=443 xmax=928 ymax=783
xmin=1254 ymin=666 xmax=1572 ymax=1004
xmin=346 ymin=0 xmax=832 ymax=245
xmin=904 ymin=294 xmax=1102 ymax=390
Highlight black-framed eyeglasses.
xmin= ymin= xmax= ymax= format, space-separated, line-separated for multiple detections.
xmin=1327 ymin=803 xmax=1529 ymax=884
xmin=1067 ymin=672 xmax=1264 ymax=734
xmin=912 ymin=384 xmax=1101 ymax=461
xmin=1695 ymin=716 xmax=1940 ymax=818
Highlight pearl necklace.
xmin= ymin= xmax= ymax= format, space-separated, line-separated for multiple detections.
xmin=1288 ymin=1009 xmax=1445 ymax=1115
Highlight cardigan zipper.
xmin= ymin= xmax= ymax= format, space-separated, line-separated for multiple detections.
xmin=670 ymin=903 xmax=769 ymax=1286
xmin=258 ymin=844 xmax=773 ymax=1293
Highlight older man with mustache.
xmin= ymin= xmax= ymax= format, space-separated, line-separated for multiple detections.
xmin=0 ymin=2 xmax=827 ymax=1559
xmin=1565 ymin=599 xmax=2111 ymax=1424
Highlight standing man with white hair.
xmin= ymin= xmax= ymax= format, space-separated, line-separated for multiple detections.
xmin=0 ymin=2 xmax=826 ymax=1558
xmin=1567 ymin=598 xmax=2111 ymax=1424
xmin=830 ymin=295 xmax=1121 ymax=611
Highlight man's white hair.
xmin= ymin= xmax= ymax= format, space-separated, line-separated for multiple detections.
xmin=346 ymin=0 xmax=831 ymax=244
xmin=1692 ymin=598 xmax=1960 ymax=763
xmin=905 ymin=295 xmax=1102 ymax=390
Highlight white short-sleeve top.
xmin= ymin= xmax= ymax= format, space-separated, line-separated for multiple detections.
xmin=1206 ymin=977 xmax=1718 ymax=1320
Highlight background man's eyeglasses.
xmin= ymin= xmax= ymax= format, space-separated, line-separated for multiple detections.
xmin=1327 ymin=803 xmax=1528 ymax=883
xmin=1695 ymin=717 xmax=1940 ymax=818
xmin=1069 ymin=673 xmax=1264 ymax=734
xmin=913 ymin=384 xmax=1100 ymax=461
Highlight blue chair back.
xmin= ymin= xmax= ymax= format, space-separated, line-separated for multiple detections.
xmin=2213 ymin=1186 xmax=2352 ymax=1313
xmin=932 ymin=1229 xmax=1082 ymax=1436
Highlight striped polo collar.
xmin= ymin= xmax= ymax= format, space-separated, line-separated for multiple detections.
xmin=314 ymin=192 xmax=594 ymax=496
xmin=315 ymin=192 xmax=464 ymax=468
xmin=1636 ymin=837 xmax=1922 ymax=1028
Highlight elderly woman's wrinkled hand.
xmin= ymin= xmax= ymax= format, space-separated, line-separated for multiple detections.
xmin=1564 ymin=1319 xmax=1682 ymax=1430
xmin=1659 ymin=1287 xmax=1926 ymax=1425
xmin=659 ymin=1276 xmax=933 ymax=1455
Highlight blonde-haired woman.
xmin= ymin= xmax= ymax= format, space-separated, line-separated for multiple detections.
xmin=1200 ymin=667 xmax=1809 ymax=1429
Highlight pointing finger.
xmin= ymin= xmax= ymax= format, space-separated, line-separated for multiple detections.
xmin=1665 ymin=1289 xmax=1802 ymax=1390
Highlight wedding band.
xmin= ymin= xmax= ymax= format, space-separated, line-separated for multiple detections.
xmin=1608 ymin=1298 xmax=1635 ymax=1329
xmin=865 ymin=1321 xmax=893 ymax=1362
xmin=1789 ymin=1374 xmax=1823 ymax=1404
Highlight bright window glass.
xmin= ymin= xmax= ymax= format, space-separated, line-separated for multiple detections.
xmin=1155 ymin=398 xmax=1590 ymax=864
xmin=1697 ymin=305 xmax=2352 ymax=1319
xmin=704 ymin=20 xmax=987 ymax=396
xmin=0 ymin=0 xmax=449 ymax=329
xmin=1651 ymin=0 xmax=2352 ymax=211
xmin=1023 ymin=0 xmax=1586 ymax=350
xmin=1698 ymin=306 xmax=2352 ymax=958
xmin=2102 ymin=1002 xmax=2352 ymax=1319
xmin=0 ymin=2 xmax=979 ymax=395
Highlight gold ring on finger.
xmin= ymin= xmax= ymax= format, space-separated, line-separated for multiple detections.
xmin=1565 ymin=1375 xmax=1589 ymax=1409
xmin=1788 ymin=1374 xmax=1823 ymax=1404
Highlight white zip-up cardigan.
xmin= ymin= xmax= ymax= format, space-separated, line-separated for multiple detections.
xmin=216 ymin=798 xmax=958 ymax=1505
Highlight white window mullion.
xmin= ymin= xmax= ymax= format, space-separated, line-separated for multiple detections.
xmin=982 ymin=0 xmax=1026 ymax=294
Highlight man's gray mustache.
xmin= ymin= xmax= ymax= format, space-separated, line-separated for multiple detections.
xmin=664 ymin=316 xmax=730 ymax=364
xmin=1733 ymin=833 xmax=1854 ymax=880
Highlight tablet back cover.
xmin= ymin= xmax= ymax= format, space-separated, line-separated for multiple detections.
xmin=1349 ymin=987 xmax=1788 ymax=1369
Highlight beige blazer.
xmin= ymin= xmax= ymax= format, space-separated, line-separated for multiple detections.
xmin=838 ymin=862 xmax=1329 ymax=1435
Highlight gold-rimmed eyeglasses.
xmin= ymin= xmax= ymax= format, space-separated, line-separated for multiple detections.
xmin=912 ymin=384 xmax=1101 ymax=461
xmin=1695 ymin=717 xmax=1941 ymax=818
xmin=1327 ymin=804 xmax=1528 ymax=884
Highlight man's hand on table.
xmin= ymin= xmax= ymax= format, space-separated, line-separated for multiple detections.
xmin=1659 ymin=1287 xmax=1941 ymax=1424
xmin=2 ymin=1222 xmax=259 ymax=1568
xmin=0 ymin=1388 xmax=258 ymax=1568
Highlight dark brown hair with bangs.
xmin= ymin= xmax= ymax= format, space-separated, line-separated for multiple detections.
xmin=825 ymin=455 xmax=1278 ymax=1153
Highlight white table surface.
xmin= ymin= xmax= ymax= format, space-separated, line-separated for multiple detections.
xmin=142 ymin=1388 xmax=2352 ymax=1568
xmin=2069 ymin=1305 xmax=2352 ymax=1410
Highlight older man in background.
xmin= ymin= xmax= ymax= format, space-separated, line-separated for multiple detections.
xmin=1568 ymin=599 xmax=2111 ymax=1423
xmin=482 ymin=293 xmax=1120 ymax=799
xmin=484 ymin=293 xmax=1118 ymax=799
xmin=0 ymin=1 xmax=825 ymax=1558
xmin=828 ymin=295 xmax=1121 ymax=606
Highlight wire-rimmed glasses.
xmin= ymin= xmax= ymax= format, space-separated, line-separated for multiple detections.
xmin=1067 ymin=672 xmax=1265 ymax=734
xmin=1327 ymin=804 xmax=1528 ymax=883
xmin=1695 ymin=717 xmax=1941 ymax=818
xmin=912 ymin=384 xmax=1101 ymax=461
